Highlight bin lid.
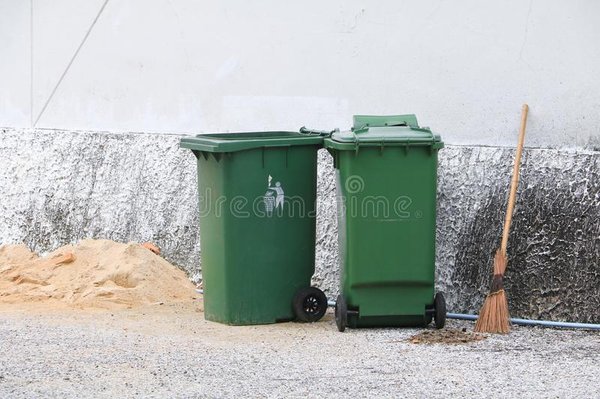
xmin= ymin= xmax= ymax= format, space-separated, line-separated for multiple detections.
xmin=180 ymin=131 xmax=323 ymax=153
xmin=325 ymin=115 xmax=443 ymax=150
xmin=353 ymin=114 xmax=419 ymax=129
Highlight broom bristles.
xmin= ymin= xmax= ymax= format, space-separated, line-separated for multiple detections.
xmin=474 ymin=250 xmax=511 ymax=333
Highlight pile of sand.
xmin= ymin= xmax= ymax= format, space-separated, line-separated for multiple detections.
xmin=0 ymin=239 xmax=197 ymax=309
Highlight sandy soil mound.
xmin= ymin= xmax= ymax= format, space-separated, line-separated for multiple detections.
xmin=0 ymin=239 xmax=197 ymax=309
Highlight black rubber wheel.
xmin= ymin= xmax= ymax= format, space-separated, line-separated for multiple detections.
xmin=293 ymin=287 xmax=327 ymax=322
xmin=434 ymin=292 xmax=446 ymax=329
xmin=335 ymin=294 xmax=347 ymax=332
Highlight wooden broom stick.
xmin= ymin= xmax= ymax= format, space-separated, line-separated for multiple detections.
xmin=499 ymin=104 xmax=529 ymax=266
xmin=475 ymin=104 xmax=529 ymax=333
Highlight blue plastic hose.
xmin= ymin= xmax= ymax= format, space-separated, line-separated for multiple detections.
xmin=446 ymin=313 xmax=600 ymax=331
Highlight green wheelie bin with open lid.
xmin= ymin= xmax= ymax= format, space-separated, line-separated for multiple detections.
xmin=323 ymin=115 xmax=446 ymax=331
xmin=181 ymin=131 xmax=328 ymax=325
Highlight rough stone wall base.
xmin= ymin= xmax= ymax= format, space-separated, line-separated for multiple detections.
xmin=0 ymin=129 xmax=201 ymax=281
xmin=1 ymin=129 xmax=598 ymax=322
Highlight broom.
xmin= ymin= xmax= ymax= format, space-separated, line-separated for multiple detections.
xmin=474 ymin=104 xmax=529 ymax=334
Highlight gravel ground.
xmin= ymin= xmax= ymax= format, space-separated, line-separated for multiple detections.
xmin=0 ymin=302 xmax=598 ymax=398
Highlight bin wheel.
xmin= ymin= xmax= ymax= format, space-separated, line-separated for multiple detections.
xmin=293 ymin=287 xmax=327 ymax=323
xmin=434 ymin=292 xmax=446 ymax=329
xmin=335 ymin=294 xmax=347 ymax=332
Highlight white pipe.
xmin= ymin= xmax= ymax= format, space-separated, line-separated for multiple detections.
xmin=196 ymin=290 xmax=600 ymax=331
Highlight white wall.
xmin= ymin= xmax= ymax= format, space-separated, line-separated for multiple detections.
xmin=1 ymin=0 xmax=599 ymax=148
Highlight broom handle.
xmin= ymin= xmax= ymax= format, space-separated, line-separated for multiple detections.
xmin=500 ymin=104 xmax=529 ymax=254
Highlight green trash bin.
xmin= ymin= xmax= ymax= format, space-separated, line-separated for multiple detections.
xmin=323 ymin=115 xmax=446 ymax=332
xmin=181 ymin=131 xmax=328 ymax=325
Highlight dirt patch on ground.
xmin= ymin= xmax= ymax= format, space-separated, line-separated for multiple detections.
xmin=0 ymin=239 xmax=197 ymax=310
xmin=409 ymin=328 xmax=486 ymax=344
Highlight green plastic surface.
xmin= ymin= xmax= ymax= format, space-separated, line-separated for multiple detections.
xmin=180 ymin=131 xmax=323 ymax=153
xmin=353 ymin=114 xmax=419 ymax=129
xmin=327 ymin=124 xmax=443 ymax=150
xmin=181 ymin=132 xmax=322 ymax=325
xmin=324 ymin=116 xmax=443 ymax=328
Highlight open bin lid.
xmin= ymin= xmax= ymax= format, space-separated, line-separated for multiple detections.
xmin=180 ymin=131 xmax=324 ymax=153
xmin=325 ymin=115 xmax=443 ymax=150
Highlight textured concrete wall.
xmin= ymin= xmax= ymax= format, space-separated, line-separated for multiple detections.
xmin=0 ymin=128 xmax=201 ymax=281
xmin=1 ymin=128 xmax=599 ymax=322
xmin=436 ymin=147 xmax=600 ymax=323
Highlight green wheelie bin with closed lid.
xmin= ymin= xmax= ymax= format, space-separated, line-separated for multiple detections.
xmin=181 ymin=131 xmax=328 ymax=325
xmin=323 ymin=115 xmax=446 ymax=332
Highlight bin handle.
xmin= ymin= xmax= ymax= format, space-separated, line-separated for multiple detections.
xmin=299 ymin=126 xmax=338 ymax=137
xmin=354 ymin=122 xmax=409 ymax=130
